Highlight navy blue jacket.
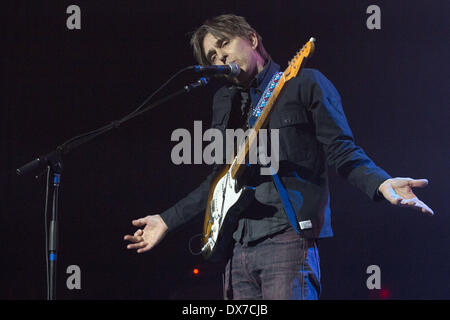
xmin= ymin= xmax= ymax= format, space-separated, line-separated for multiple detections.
xmin=160 ymin=63 xmax=391 ymax=239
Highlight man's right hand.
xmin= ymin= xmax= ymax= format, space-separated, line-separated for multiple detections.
xmin=123 ymin=215 xmax=168 ymax=253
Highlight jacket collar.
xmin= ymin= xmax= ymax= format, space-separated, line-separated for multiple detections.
xmin=252 ymin=59 xmax=281 ymax=92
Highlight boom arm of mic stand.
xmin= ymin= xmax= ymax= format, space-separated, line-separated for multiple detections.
xmin=16 ymin=76 xmax=210 ymax=177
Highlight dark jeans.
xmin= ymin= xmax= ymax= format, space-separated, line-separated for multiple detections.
xmin=224 ymin=227 xmax=321 ymax=300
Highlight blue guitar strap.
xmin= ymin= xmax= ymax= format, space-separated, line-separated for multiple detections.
xmin=246 ymin=71 xmax=302 ymax=235
xmin=248 ymin=72 xmax=283 ymax=129
xmin=269 ymin=167 xmax=301 ymax=235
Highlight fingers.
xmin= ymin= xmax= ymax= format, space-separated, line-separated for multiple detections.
xmin=400 ymin=178 xmax=433 ymax=215
xmin=137 ymin=244 xmax=153 ymax=254
xmin=415 ymin=199 xmax=434 ymax=216
xmin=124 ymin=230 xmax=146 ymax=250
xmin=399 ymin=197 xmax=434 ymax=216
xmin=123 ymin=237 xmax=154 ymax=253
xmin=382 ymin=178 xmax=432 ymax=215
xmin=126 ymin=241 xmax=146 ymax=250
xmin=124 ymin=233 xmax=152 ymax=252
xmin=384 ymin=188 xmax=434 ymax=216
xmin=123 ymin=234 xmax=142 ymax=244
xmin=132 ymin=217 xmax=148 ymax=227
xmin=123 ymin=229 xmax=143 ymax=242
xmin=124 ymin=226 xmax=157 ymax=253
xmin=408 ymin=178 xmax=429 ymax=188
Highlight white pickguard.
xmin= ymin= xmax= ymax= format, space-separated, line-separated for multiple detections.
xmin=202 ymin=166 xmax=242 ymax=254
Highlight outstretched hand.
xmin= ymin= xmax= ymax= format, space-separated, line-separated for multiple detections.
xmin=378 ymin=177 xmax=434 ymax=215
xmin=124 ymin=215 xmax=168 ymax=253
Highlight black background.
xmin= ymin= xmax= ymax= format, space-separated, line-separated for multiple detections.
xmin=1 ymin=0 xmax=449 ymax=300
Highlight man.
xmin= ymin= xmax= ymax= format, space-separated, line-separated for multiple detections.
xmin=124 ymin=14 xmax=433 ymax=299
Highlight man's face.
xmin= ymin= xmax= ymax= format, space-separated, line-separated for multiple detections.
xmin=202 ymin=32 xmax=261 ymax=86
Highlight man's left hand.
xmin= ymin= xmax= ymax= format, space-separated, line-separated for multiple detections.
xmin=378 ymin=178 xmax=434 ymax=215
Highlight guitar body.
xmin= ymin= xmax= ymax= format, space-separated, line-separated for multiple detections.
xmin=202 ymin=164 xmax=254 ymax=261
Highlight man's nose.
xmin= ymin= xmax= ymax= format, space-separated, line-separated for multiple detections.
xmin=217 ymin=52 xmax=228 ymax=65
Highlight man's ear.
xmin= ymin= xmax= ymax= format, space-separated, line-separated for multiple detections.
xmin=249 ymin=32 xmax=259 ymax=50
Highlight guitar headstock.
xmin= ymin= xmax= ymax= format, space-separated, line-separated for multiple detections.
xmin=284 ymin=37 xmax=316 ymax=81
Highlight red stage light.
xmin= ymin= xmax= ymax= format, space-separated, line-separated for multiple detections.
xmin=193 ymin=268 xmax=199 ymax=275
xmin=379 ymin=288 xmax=390 ymax=299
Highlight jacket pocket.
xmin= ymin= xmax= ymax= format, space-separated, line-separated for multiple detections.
xmin=269 ymin=108 xmax=313 ymax=162
xmin=269 ymin=107 xmax=309 ymax=129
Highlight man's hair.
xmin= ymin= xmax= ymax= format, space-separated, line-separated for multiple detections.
xmin=190 ymin=14 xmax=271 ymax=66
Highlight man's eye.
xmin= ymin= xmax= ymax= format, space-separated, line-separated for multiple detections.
xmin=222 ymin=41 xmax=229 ymax=47
xmin=211 ymin=55 xmax=217 ymax=63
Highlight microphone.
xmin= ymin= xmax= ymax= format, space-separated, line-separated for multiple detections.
xmin=192 ymin=62 xmax=240 ymax=77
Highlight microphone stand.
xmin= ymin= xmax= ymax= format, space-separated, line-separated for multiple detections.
xmin=16 ymin=76 xmax=210 ymax=300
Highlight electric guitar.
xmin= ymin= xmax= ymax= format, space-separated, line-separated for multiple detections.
xmin=201 ymin=38 xmax=316 ymax=261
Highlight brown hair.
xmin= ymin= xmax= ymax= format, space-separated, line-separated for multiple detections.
xmin=189 ymin=14 xmax=271 ymax=65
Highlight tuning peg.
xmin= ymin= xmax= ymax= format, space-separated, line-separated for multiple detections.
xmin=309 ymin=37 xmax=316 ymax=42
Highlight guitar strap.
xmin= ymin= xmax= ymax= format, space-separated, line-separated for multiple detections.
xmin=248 ymin=72 xmax=283 ymax=128
xmin=269 ymin=167 xmax=302 ymax=235
xmin=248 ymin=71 xmax=302 ymax=236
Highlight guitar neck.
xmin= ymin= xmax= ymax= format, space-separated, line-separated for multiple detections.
xmin=229 ymin=37 xmax=315 ymax=180
xmin=230 ymin=75 xmax=287 ymax=179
